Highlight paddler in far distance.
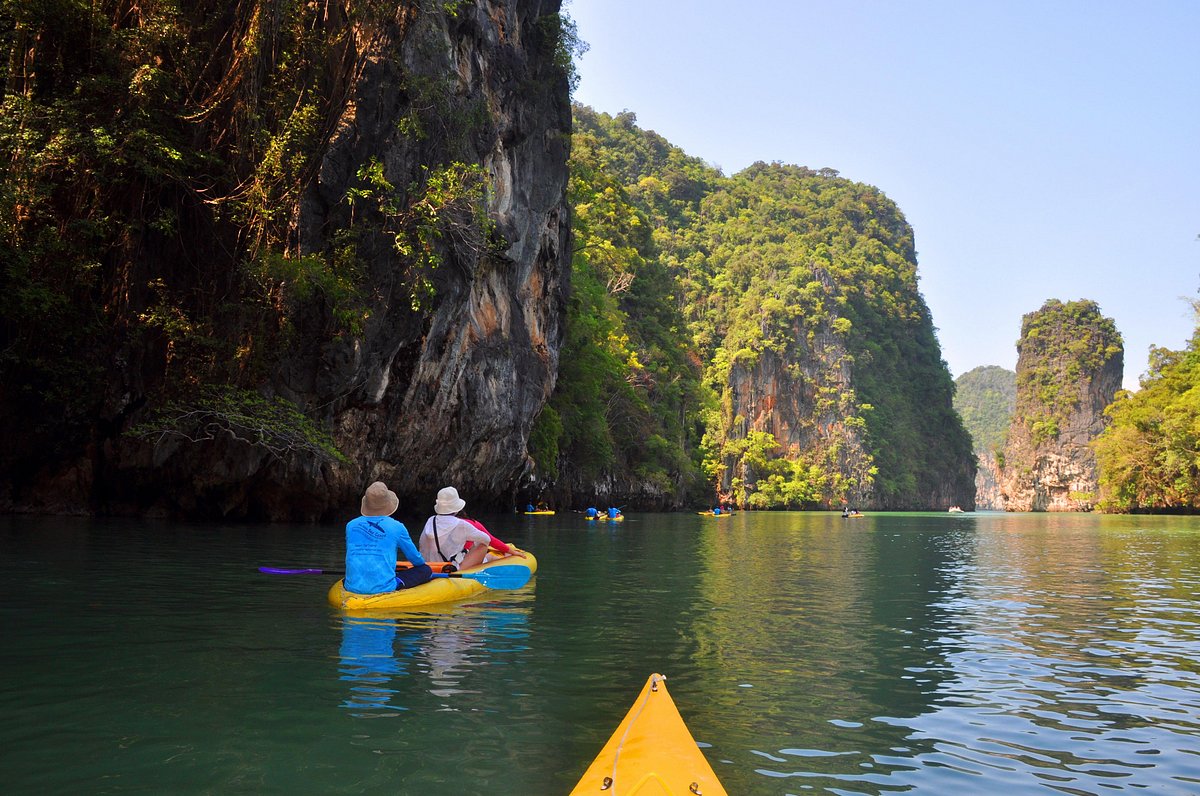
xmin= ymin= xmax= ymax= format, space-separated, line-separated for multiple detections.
xmin=345 ymin=482 xmax=433 ymax=594
xmin=607 ymin=506 xmax=623 ymax=519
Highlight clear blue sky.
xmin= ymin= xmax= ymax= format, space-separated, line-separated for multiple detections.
xmin=568 ymin=0 xmax=1200 ymax=390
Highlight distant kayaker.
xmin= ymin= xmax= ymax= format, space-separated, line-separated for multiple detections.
xmin=585 ymin=507 xmax=599 ymax=518
xmin=607 ymin=507 xmax=622 ymax=519
xmin=421 ymin=487 xmax=524 ymax=570
xmin=345 ymin=481 xmax=433 ymax=594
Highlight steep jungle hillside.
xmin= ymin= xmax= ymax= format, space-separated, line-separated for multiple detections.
xmin=526 ymin=109 xmax=709 ymax=507
xmin=954 ymin=366 xmax=1017 ymax=456
xmin=1093 ymin=306 xmax=1200 ymax=512
xmin=560 ymin=108 xmax=975 ymax=510
xmin=955 ymin=365 xmax=1016 ymax=510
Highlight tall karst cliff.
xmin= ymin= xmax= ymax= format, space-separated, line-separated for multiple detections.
xmin=0 ymin=1 xmax=572 ymax=519
xmin=954 ymin=366 xmax=1016 ymax=510
xmin=1000 ymin=299 xmax=1123 ymax=512
xmin=558 ymin=110 xmax=976 ymax=510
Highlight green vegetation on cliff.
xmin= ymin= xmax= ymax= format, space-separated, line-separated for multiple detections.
xmin=1094 ymin=309 xmax=1200 ymax=512
xmin=1014 ymin=299 xmax=1123 ymax=444
xmin=529 ymin=115 xmax=706 ymax=497
xmin=0 ymin=0 xmax=417 ymax=472
xmin=549 ymin=107 xmax=975 ymax=508
xmin=954 ymin=366 xmax=1016 ymax=456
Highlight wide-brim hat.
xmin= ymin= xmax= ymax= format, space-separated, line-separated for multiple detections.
xmin=361 ymin=481 xmax=399 ymax=516
xmin=434 ymin=486 xmax=466 ymax=515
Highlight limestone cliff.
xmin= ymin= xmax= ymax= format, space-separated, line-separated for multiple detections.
xmin=0 ymin=1 xmax=571 ymax=520
xmin=1000 ymin=300 xmax=1123 ymax=512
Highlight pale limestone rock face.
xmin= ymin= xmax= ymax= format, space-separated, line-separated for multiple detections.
xmin=291 ymin=1 xmax=571 ymax=516
xmin=974 ymin=451 xmax=1004 ymax=511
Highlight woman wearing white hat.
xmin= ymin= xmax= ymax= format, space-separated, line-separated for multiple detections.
xmin=419 ymin=486 xmax=520 ymax=571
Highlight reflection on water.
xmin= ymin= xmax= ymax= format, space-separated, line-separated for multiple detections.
xmin=680 ymin=512 xmax=1200 ymax=794
xmin=338 ymin=607 xmax=531 ymax=715
xmin=3 ymin=513 xmax=1200 ymax=794
xmin=339 ymin=618 xmax=410 ymax=714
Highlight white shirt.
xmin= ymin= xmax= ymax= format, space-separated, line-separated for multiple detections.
xmin=418 ymin=515 xmax=491 ymax=566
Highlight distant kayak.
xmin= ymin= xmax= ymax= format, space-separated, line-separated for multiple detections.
xmin=570 ymin=673 xmax=727 ymax=795
xmin=524 ymin=510 xmax=556 ymax=515
xmin=697 ymin=511 xmax=732 ymax=517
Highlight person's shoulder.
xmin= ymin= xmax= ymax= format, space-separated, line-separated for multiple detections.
xmin=378 ymin=515 xmax=407 ymax=531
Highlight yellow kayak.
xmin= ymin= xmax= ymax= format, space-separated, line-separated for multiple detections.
xmin=570 ymin=673 xmax=727 ymax=795
xmin=326 ymin=551 xmax=536 ymax=611
xmin=696 ymin=511 xmax=732 ymax=517
xmin=524 ymin=510 xmax=556 ymax=515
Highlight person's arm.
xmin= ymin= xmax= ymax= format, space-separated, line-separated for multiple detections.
xmin=463 ymin=518 xmax=527 ymax=558
xmin=390 ymin=518 xmax=426 ymax=566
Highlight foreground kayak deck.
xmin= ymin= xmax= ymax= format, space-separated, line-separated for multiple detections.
xmin=327 ymin=551 xmax=537 ymax=611
xmin=570 ymin=673 xmax=727 ymax=795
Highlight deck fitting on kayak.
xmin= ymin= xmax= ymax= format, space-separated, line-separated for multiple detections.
xmin=600 ymin=776 xmax=612 ymax=790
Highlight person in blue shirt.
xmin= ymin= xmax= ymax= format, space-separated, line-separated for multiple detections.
xmin=607 ymin=507 xmax=622 ymax=519
xmin=345 ymin=481 xmax=432 ymax=594
xmin=585 ymin=507 xmax=599 ymax=518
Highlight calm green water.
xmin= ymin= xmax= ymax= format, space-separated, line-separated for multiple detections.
xmin=3 ymin=511 xmax=1200 ymax=794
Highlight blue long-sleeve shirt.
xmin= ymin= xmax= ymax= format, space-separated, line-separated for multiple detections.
xmin=344 ymin=515 xmax=425 ymax=594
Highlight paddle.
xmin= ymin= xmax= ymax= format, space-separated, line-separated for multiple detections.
xmin=258 ymin=564 xmax=533 ymax=590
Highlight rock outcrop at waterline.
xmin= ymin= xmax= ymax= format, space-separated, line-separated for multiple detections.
xmin=0 ymin=1 xmax=571 ymax=520
xmin=1000 ymin=300 xmax=1123 ymax=512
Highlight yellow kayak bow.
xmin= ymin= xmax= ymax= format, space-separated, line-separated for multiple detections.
xmin=570 ymin=673 xmax=727 ymax=795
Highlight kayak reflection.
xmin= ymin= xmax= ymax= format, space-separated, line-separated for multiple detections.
xmin=337 ymin=605 xmax=531 ymax=715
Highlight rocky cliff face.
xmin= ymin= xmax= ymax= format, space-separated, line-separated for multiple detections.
xmin=1000 ymin=299 xmax=1123 ymax=512
xmin=723 ymin=325 xmax=874 ymax=507
xmin=290 ymin=2 xmax=571 ymax=515
xmin=2 ymin=1 xmax=571 ymax=520
xmin=974 ymin=451 xmax=1004 ymax=510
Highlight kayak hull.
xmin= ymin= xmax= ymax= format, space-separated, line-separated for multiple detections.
xmin=570 ymin=673 xmax=727 ymax=796
xmin=326 ymin=551 xmax=536 ymax=611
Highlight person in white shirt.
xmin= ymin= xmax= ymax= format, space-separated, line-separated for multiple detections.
xmin=419 ymin=486 xmax=493 ymax=571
